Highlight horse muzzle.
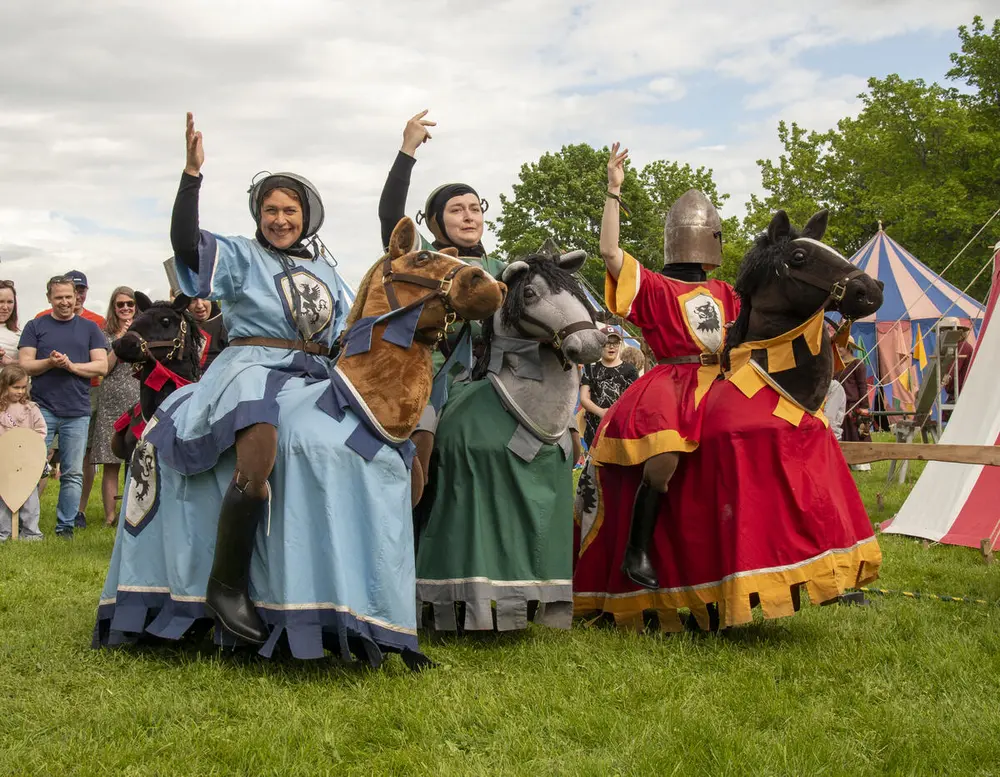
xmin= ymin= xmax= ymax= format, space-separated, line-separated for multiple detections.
xmin=836 ymin=274 xmax=883 ymax=320
xmin=562 ymin=326 xmax=606 ymax=366
xmin=448 ymin=265 xmax=506 ymax=322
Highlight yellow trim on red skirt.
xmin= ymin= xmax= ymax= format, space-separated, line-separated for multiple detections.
xmin=574 ymin=535 xmax=881 ymax=632
xmin=590 ymin=428 xmax=698 ymax=467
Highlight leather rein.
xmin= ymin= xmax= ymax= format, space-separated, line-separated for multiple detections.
xmin=381 ymin=250 xmax=466 ymax=345
xmin=512 ymin=313 xmax=597 ymax=372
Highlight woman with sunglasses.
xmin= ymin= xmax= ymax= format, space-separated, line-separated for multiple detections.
xmin=0 ymin=280 xmax=21 ymax=365
xmin=87 ymin=287 xmax=140 ymax=526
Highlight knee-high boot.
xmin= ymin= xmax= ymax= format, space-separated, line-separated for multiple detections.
xmin=620 ymin=481 xmax=661 ymax=590
xmin=205 ymin=481 xmax=269 ymax=644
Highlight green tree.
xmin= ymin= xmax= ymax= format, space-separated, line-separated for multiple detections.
xmin=492 ymin=144 xmax=743 ymax=294
xmin=949 ymin=15 xmax=1000 ymax=116
xmin=747 ymin=66 xmax=1000 ymax=300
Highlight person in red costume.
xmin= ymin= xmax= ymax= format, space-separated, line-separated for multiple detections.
xmin=587 ymin=143 xmax=739 ymax=589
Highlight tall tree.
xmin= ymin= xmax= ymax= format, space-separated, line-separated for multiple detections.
xmin=747 ymin=64 xmax=1000 ymax=300
xmin=492 ymin=144 xmax=743 ymax=293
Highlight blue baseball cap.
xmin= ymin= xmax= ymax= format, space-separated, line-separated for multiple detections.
xmin=65 ymin=270 xmax=88 ymax=288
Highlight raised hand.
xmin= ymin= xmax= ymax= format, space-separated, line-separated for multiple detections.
xmin=401 ymin=110 xmax=436 ymax=157
xmin=607 ymin=142 xmax=629 ymax=192
xmin=185 ymin=112 xmax=204 ymax=176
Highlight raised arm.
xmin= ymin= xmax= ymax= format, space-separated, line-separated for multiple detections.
xmin=171 ymin=112 xmax=205 ymax=272
xmin=378 ymin=110 xmax=435 ymax=250
xmin=600 ymin=142 xmax=629 ymax=280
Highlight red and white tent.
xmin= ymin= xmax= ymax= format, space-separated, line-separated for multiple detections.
xmin=883 ymin=244 xmax=1000 ymax=549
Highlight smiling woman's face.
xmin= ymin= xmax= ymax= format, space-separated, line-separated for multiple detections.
xmin=259 ymin=189 xmax=303 ymax=249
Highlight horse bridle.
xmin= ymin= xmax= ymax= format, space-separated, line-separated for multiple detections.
xmin=381 ymin=250 xmax=466 ymax=344
xmin=784 ymin=244 xmax=867 ymax=340
xmin=513 ymin=313 xmax=597 ymax=371
xmin=125 ymin=317 xmax=190 ymax=372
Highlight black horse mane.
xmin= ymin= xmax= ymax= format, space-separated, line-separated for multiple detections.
xmin=472 ymin=253 xmax=593 ymax=379
xmin=723 ymin=224 xmax=804 ymax=359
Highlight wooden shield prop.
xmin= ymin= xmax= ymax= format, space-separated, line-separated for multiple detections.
xmin=0 ymin=428 xmax=47 ymax=512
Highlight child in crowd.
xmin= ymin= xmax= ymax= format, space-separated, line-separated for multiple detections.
xmin=0 ymin=365 xmax=47 ymax=541
xmin=619 ymin=343 xmax=647 ymax=377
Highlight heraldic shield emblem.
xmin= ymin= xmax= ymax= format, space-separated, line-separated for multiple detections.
xmin=681 ymin=291 xmax=724 ymax=353
xmin=124 ymin=436 xmax=160 ymax=537
xmin=277 ymin=269 xmax=334 ymax=339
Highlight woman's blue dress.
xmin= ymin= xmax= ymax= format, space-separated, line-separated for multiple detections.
xmin=94 ymin=232 xmax=423 ymax=665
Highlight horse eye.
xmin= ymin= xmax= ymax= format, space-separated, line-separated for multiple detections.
xmin=415 ymin=251 xmax=430 ymax=264
xmin=524 ymin=287 xmax=537 ymax=300
xmin=789 ymin=249 xmax=807 ymax=265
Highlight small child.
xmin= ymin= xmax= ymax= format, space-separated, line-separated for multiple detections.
xmin=619 ymin=344 xmax=647 ymax=377
xmin=0 ymin=365 xmax=47 ymax=541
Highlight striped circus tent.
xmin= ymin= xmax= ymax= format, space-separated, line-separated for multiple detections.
xmin=847 ymin=229 xmax=985 ymax=411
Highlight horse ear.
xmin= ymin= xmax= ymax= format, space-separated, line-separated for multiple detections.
xmin=172 ymin=294 xmax=192 ymax=312
xmin=439 ymin=247 xmax=460 ymax=258
xmin=501 ymin=260 xmax=530 ymax=284
xmin=389 ymin=217 xmax=420 ymax=259
xmin=801 ymin=210 xmax=829 ymax=241
xmin=557 ymin=250 xmax=587 ymax=275
xmin=766 ymin=210 xmax=792 ymax=243
xmin=134 ymin=291 xmax=152 ymax=312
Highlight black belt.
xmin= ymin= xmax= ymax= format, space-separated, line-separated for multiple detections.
xmin=658 ymin=353 xmax=720 ymax=366
xmin=230 ymin=337 xmax=329 ymax=356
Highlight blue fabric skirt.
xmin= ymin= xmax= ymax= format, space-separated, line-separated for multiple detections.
xmin=93 ymin=365 xmax=422 ymax=666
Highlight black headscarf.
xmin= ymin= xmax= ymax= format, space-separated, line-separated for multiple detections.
xmin=424 ymin=183 xmax=487 ymax=257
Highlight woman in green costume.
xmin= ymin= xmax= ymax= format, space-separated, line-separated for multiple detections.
xmin=378 ymin=110 xmax=507 ymax=494
xmin=414 ymin=252 xmax=605 ymax=632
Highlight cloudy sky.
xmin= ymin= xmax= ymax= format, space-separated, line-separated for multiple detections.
xmin=1 ymin=0 xmax=996 ymax=320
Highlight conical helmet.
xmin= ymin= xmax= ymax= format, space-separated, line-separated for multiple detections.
xmin=663 ymin=189 xmax=723 ymax=267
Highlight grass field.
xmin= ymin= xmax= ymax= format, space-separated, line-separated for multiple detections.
xmin=3 ymin=454 xmax=1000 ymax=776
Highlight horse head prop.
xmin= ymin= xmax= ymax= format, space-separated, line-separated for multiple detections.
xmin=110 ymin=292 xmax=204 ymax=462
xmin=474 ymin=250 xmax=605 ymax=440
xmin=337 ymin=217 xmax=506 ymax=441
xmin=725 ymin=209 xmax=883 ymax=411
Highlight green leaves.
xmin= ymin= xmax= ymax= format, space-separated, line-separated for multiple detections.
xmin=490 ymin=144 xmax=742 ymax=292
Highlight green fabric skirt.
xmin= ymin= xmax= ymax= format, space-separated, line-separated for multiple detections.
xmin=415 ymin=379 xmax=574 ymax=631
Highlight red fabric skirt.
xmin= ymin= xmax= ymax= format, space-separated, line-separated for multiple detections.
xmin=589 ymin=363 xmax=717 ymax=466
xmin=574 ymin=376 xmax=881 ymax=630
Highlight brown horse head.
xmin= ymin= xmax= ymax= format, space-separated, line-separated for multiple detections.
xmin=345 ymin=217 xmax=505 ymax=344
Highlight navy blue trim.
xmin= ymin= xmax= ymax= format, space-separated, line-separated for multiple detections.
xmin=194 ymin=231 xmax=218 ymax=298
xmin=343 ymin=317 xmax=376 ymax=357
xmin=315 ymin=370 xmax=416 ymax=470
xmin=147 ymin=369 xmax=293 ymax=475
xmin=92 ymin=591 xmax=423 ymax=666
xmin=381 ymin=306 xmax=422 ymax=349
xmin=270 ymin=266 xmax=334 ymax=340
xmin=124 ymin=444 xmax=160 ymax=537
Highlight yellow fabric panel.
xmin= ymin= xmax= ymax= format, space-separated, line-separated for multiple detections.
xmin=765 ymin=341 xmax=797 ymax=373
xmin=574 ymin=536 xmax=882 ymax=630
xmin=590 ymin=428 xmax=698 ymax=467
xmin=693 ymin=365 xmax=719 ymax=407
xmin=605 ymin=251 xmax=640 ymax=317
xmin=773 ymin=396 xmax=805 ymax=427
xmin=729 ymin=364 xmax=767 ymax=400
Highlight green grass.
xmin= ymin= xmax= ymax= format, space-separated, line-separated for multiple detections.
xmin=3 ymin=452 xmax=1000 ymax=776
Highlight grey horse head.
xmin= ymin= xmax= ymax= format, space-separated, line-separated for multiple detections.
xmin=485 ymin=251 xmax=606 ymax=368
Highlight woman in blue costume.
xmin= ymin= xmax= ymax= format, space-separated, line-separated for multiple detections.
xmin=95 ymin=114 xmax=425 ymax=667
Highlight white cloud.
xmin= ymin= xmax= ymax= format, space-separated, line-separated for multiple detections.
xmin=0 ymin=0 xmax=995 ymax=319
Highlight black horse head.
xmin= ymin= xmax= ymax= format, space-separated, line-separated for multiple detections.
xmin=725 ymin=210 xmax=883 ymax=353
xmin=113 ymin=291 xmax=204 ymax=383
xmin=723 ymin=210 xmax=883 ymax=412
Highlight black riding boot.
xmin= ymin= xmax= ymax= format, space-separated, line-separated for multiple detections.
xmin=621 ymin=481 xmax=661 ymax=590
xmin=205 ymin=481 xmax=269 ymax=644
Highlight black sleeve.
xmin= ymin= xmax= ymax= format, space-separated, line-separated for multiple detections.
xmin=378 ymin=151 xmax=416 ymax=250
xmin=171 ymin=172 xmax=203 ymax=272
xmin=625 ymin=364 xmax=640 ymax=383
xmin=580 ymin=364 xmax=593 ymax=387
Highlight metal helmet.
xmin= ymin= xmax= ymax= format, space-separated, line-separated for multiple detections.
xmin=248 ymin=171 xmax=325 ymax=241
xmin=663 ymin=189 xmax=723 ymax=267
